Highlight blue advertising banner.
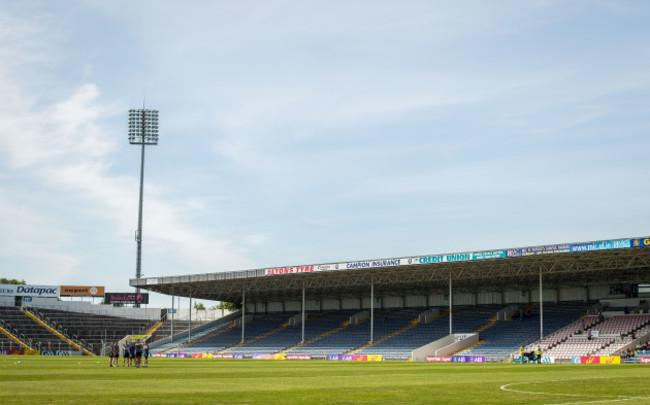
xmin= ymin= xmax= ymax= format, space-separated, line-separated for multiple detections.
xmin=632 ymin=238 xmax=650 ymax=248
xmin=506 ymin=249 xmax=522 ymax=258
xmin=450 ymin=355 xmax=485 ymax=363
xmin=571 ymin=239 xmax=630 ymax=253
xmin=521 ymin=244 xmax=571 ymax=257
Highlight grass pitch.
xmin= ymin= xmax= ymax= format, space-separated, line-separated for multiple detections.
xmin=1 ymin=356 xmax=649 ymax=404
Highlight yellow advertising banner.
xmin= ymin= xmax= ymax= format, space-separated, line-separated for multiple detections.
xmin=60 ymin=286 xmax=105 ymax=296
xmin=599 ymin=356 xmax=621 ymax=364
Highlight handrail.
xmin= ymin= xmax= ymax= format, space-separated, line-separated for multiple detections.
xmin=21 ymin=308 xmax=94 ymax=356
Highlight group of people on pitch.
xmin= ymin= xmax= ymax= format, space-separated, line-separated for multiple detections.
xmin=519 ymin=346 xmax=543 ymax=363
xmin=108 ymin=340 xmax=150 ymax=368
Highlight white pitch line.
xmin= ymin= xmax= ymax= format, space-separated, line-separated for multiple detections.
xmin=544 ymin=397 xmax=650 ymax=405
xmin=500 ymin=379 xmax=650 ymax=405
xmin=500 ymin=380 xmax=612 ymax=398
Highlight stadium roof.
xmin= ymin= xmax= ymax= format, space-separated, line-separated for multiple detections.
xmin=131 ymin=237 xmax=650 ymax=305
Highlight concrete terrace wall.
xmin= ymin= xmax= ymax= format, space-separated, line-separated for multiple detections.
xmin=0 ymin=297 xmax=231 ymax=321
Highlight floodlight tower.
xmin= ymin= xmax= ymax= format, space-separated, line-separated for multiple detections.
xmin=128 ymin=108 xmax=159 ymax=306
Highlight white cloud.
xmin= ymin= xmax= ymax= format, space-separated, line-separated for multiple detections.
xmin=0 ymin=7 xmax=257 ymax=289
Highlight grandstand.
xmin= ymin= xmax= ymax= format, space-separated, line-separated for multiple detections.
xmin=2 ymin=236 xmax=650 ymax=362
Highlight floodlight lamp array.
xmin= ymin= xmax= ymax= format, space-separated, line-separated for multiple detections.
xmin=128 ymin=109 xmax=159 ymax=145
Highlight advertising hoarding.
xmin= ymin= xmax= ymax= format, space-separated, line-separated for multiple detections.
xmin=426 ymin=356 xmax=452 ymax=362
xmin=104 ymin=292 xmax=149 ymax=305
xmin=286 ymin=354 xmax=311 ymax=360
xmin=0 ymin=284 xmax=59 ymax=298
xmin=570 ymin=240 xmax=630 ymax=253
xmin=60 ymin=286 xmax=105 ymax=297
xmin=262 ymin=237 xmax=649 ymax=276
xmin=632 ymin=238 xmax=650 ymax=248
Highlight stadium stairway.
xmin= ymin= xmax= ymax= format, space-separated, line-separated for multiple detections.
xmin=0 ymin=324 xmax=31 ymax=350
xmin=472 ymin=317 xmax=498 ymax=333
xmin=162 ymin=323 xmax=237 ymax=352
xmin=281 ymin=319 xmax=352 ymax=354
xmin=145 ymin=321 xmax=163 ymax=337
xmin=449 ymin=317 xmax=498 ymax=355
xmin=348 ymin=318 xmax=420 ymax=355
xmin=349 ymin=309 xmax=452 ymax=356
xmin=22 ymin=308 xmax=94 ymax=356
xmin=222 ymin=321 xmax=291 ymax=352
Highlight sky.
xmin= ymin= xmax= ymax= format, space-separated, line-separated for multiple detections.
xmin=1 ymin=1 xmax=649 ymax=308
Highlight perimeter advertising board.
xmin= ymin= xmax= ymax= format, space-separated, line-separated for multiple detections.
xmin=0 ymin=284 xmax=59 ymax=298
xmin=286 ymin=354 xmax=311 ymax=360
xmin=426 ymin=356 xmax=452 ymax=362
xmin=261 ymin=236 xmax=648 ymax=277
xmin=577 ymin=356 xmax=621 ymax=364
xmin=570 ymin=239 xmax=630 ymax=253
xmin=60 ymin=286 xmax=105 ymax=297
xmin=210 ymin=353 xmax=244 ymax=359
xmin=251 ymin=354 xmax=286 ymax=360
xmin=426 ymin=355 xmax=484 ymax=363
xmin=104 ymin=292 xmax=149 ymax=305
xmin=632 ymin=238 xmax=650 ymax=248
xmin=326 ymin=354 xmax=382 ymax=361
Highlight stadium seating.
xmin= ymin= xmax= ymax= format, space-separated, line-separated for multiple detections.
xmin=460 ymin=302 xmax=595 ymax=361
xmin=526 ymin=313 xmax=650 ymax=359
xmin=0 ymin=306 xmax=65 ymax=351
xmin=7 ymin=299 xmax=646 ymax=362
xmin=33 ymin=308 xmax=156 ymax=354
xmin=0 ymin=305 xmax=159 ymax=354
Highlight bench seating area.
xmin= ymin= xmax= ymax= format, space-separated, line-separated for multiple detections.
xmin=0 ymin=306 xmax=66 ymax=351
xmin=0 ymin=306 xmax=157 ymax=354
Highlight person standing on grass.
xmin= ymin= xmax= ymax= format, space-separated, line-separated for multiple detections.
xmin=111 ymin=341 xmax=117 ymax=367
xmin=143 ymin=342 xmax=150 ymax=368
xmin=121 ymin=342 xmax=128 ymax=367
xmin=519 ymin=346 xmax=525 ymax=363
xmin=114 ymin=341 xmax=121 ymax=367
xmin=108 ymin=341 xmax=114 ymax=367
xmin=135 ymin=342 xmax=143 ymax=368
xmin=128 ymin=342 xmax=136 ymax=367
xmin=536 ymin=347 xmax=542 ymax=364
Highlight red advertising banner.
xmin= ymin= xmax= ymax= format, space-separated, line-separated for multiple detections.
xmin=581 ymin=356 xmax=599 ymax=364
xmin=265 ymin=266 xmax=315 ymax=275
xmin=426 ymin=356 xmax=452 ymax=363
xmin=639 ymin=357 xmax=650 ymax=364
xmin=578 ymin=356 xmax=621 ymax=364
xmin=0 ymin=350 xmax=25 ymax=355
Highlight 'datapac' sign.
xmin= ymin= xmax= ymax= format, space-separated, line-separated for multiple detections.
xmin=0 ymin=284 xmax=60 ymax=298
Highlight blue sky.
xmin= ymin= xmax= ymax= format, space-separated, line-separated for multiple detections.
xmin=1 ymin=1 xmax=649 ymax=307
